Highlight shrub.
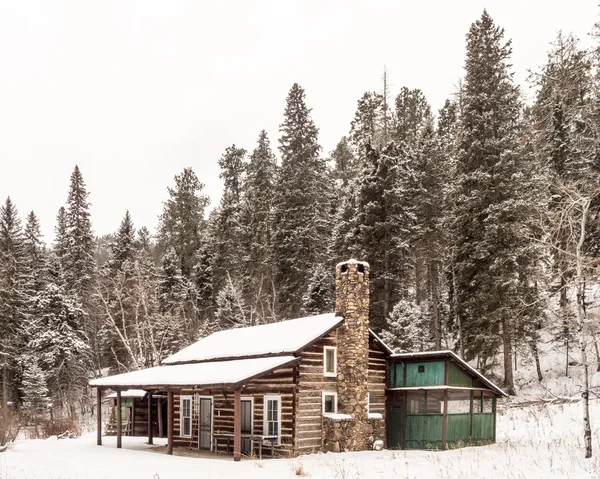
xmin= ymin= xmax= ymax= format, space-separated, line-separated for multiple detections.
xmin=41 ymin=417 xmax=81 ymax=439
xmin=0 ymin=407 xmax=21 ymax=450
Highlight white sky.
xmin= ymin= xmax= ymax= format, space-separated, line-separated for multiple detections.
xmin=0 ymin=1 xmax=597 ymax=241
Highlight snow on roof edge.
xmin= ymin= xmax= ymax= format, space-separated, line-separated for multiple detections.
xmin=369 ymin=329 xmax=394 ymax=355
xmin=336 ymin=258 xmax=370 ymax=268
xmin=389 ymin=350 xmax=508 ymax=397
xmin=90 ymin=356 xmax=299 ymax=389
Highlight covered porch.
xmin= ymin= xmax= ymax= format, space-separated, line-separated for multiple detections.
xmin=90 ymin=356 xmax=298 ymax=461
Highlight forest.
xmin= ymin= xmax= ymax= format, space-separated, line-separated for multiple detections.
xmin=1 ymin=10 xmax=599 ymax=430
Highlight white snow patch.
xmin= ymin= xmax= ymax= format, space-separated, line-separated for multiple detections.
xmin=1 ymin=401 xmax=599 ymax=479
xmin=107 ymin=389 xmax=147 ymax=398
xmin=323 ymin=413 xmax=353 ymax=420
xmin=368 ymin=413 xmax=383 ymax=419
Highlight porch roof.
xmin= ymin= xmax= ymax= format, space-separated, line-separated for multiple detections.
xmin=106 ymin=389 xmax=147 ymax=398
xmin=89 ymin=355 xmax=298 ymax=389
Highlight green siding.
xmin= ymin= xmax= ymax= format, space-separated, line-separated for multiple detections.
xmin=447 ymin=362 xmax=472 ymax=387
xmin=446 ymin=414 xmax=471 ymax=447
xmin=388 ymin=403 xmax=403 ymax=449
xmin=405 ymin=361 xmax=445 ymax=387
xmin=405 ymin=414 xmax=443 ymax=449
xmin=389 ymin=362 xmax=404 ymax=388
xmin=472 ymin=413 xmax=494 ymax=444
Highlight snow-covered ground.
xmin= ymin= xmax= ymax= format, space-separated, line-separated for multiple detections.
xmin=1 ymin=399 xmax=599 ymax=479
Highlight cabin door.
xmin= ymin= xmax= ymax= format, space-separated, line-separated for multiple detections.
xmin=197 ymin=396 xmax=213 ymax=450
xmin=388 ymin=402 xmax=403 ymax=449
xmin=241 ymin=398 xmax=253 ymax=455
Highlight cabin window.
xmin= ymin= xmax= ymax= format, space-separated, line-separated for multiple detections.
xmin=264 ymin=395 xmax=281 ymax=446
xmin=418 ymin=365 xmax=425 ymax=373
xmin=322 ymin=391 xmax=338 ymax=414
xmin=180 ymin=395 xmax=192 ymax=437
xmin=323 ymin=346 xmax=337 ymax=377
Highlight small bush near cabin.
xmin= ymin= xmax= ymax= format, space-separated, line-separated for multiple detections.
xmin=0 ymin=407 xmax=21 ymax=450
xmin=41 ymin=417 xmax=81 ymax=439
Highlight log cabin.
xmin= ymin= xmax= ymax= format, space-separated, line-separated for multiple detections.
xmin=90 ymin=259 xmax=506 ymax=460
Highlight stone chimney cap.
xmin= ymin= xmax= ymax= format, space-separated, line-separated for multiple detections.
xmin=336 ymin=258 xmax=370 ymax=268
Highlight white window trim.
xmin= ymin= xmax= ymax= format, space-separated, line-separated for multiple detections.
xmin=196 ymin=395 xmax=214 ymax=451
xmin=322 ymin=391 xmax=338 ymax=414
xmin=180 ymin=395 xmax=193 ymax=438
xmin=323 ymin=346 xmax=337 ymax=377
xmin=263 ymin=394 xmax=281 ymax=446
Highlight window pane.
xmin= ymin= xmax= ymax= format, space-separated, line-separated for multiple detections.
xmin=407 ymin=392 xmax=426 ymax=413
xmin=426 ymin=390 xmax=444 ymax=414
xmin=324 ymin=395 xmax=335 ymax=413
xmin=447 ymin=390 xmax=471 ymax=413
xmin=325 ymin=349 xmax=335 ymax=373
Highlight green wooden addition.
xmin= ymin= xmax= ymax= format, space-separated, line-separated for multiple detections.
xmin=386 ymin=351 xmax=505 ymax=451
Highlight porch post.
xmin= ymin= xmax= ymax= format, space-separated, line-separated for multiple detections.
xmin=116 ymin=390 xmax=122 ymax=449
xmin=147 ymin=391 xmax=153 ymax=445
xmin=158 ymin=397 xmax=164 ymax=437
xmin=441 ymin=389 xmax=448 ymax=451
xmin=96 ymin=388 xmax=102 ymax=446
xmin=233 ymin=388 xmax=241 ymax=462
xmin=167 ymin=391 xmax=174 ymax=455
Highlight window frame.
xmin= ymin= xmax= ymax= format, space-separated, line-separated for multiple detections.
xmin=263 ymin=394 xmax=282 ymax=446
xmin=322 ymin=391 xmax=338 ymax=414
xmin=323 ymin=346 xmax=337 ymax=377
xmin=180 ymin=395 xmax=193 ymax=438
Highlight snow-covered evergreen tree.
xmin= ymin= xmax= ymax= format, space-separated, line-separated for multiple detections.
xmin=214 ymin=274 xmax=249 ymax=330
xmin=240 ymin=131 xmax=278 ymax=323
xmin=381 ymin=300 xmax=433 ymax=353
xmin=157 ymin=167 xmax=209 ymax=277
xmin=19 ymin=358 xmax=49 ymax=422
xmin=0 ymin=197 xmax=26 ymax=407
xmin=302 ymin=263 xmax=335 ymax=316
xmin=452 ymin=11 xmax=539 ymax=393
xmin=273 ymin=83 xmax=330 ymax=319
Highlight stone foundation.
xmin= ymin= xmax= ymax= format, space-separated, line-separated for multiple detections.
xmin=322 ymin=415 xmax=386 ymax=453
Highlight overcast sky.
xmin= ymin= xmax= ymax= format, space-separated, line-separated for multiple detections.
xmin=0 ymin=1 xmax=597 ymax=241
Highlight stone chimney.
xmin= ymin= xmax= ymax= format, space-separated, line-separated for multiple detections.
xmin=335 ymin=258 xmax=370 ymax=449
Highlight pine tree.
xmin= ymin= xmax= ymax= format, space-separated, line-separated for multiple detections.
xmin=22 ymin=211 xmax=47 ymax=302
xmin=212 ymin=145 xmax=246 ymax=291
xmin=62 ymin=165 xmax=96 ymax=299
xmin=19 ymin=358 xmax=49 ymax=422
xmin=157 ymin=167 xmax=209 ymax=277
xmin=240 ymin=131 xmax=278 ymax=323
xmin=273 ymin=83 xmax=330 ymax=319
xmin=354 ymin=143 xmax=416 ymax=331
xmin=214 ymin=274 xmax=249 ymax=330
xmin=53 ymin=207 xmax=68 ymax=274
xmin=302 ymin=263 xmax=335 ymax=316
xmin=0 ymin=198 xmax=26 ymax=407
xmin=28 ymin=276 xmax=90 ymax=415
xmin=349 ymin=92 xmax=387 ymax=156
xmin=108 ymin=211 xmax=137 ymax=273
xmin=452 ymin=11 xmax=539 ymax=393
xmin=393 ymin=87 xmax=432 ymax=147
xmin=381 ymin=300 xmax=433 ymax=353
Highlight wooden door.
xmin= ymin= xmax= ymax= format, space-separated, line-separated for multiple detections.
xmin=388 ymin=402 xmax=403 ymax=449
xmin=198 ymin=397 xmax=212 ymax=450
xmin=241 ymin=399 xmax=253 ymax=455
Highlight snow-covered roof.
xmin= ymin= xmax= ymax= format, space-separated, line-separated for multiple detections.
xmin=369 ymin=328 xmax=394 ymax=355
xmin=389 ymin=350 xmax=508 ymax=397
xmin=162 ymin=313 xmax=344 ymax=364
xmin=90 ymin=356 xmax=298 ymax=389
xmin=106 ymin=389 xmax=147 ymax=399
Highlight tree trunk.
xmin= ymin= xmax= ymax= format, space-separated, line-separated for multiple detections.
xmin=575 ymin=198 xmax=592 ymax=458
xmin=530 ymin=340 xmax=543 ymax=382
xmin=592 ymin=332 xmax=600 ymax=373
xmin=2 ymin=364 xmax=7 ymax=408
xmin=430 ymin=260 xmax=441 ymax=350
xmin=502 ymin=315 xmax=516 ymax=395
